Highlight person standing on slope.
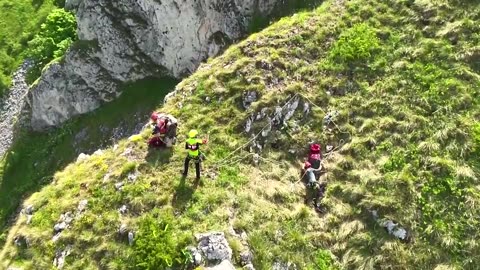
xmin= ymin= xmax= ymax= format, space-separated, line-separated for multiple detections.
xmin=183 ymin=129 xmax=208 ymax=181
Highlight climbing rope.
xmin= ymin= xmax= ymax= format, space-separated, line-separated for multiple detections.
xmin=205 ymin=93 xmax=301 ymax=170
xmin=201 ymin=92 xmax=353 ymax=181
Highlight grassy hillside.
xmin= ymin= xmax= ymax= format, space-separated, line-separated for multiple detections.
xmin=0 ymin=78 xmax=177 ymax=235
xmin=0 ymin=0 xmax=59 ymax=94
xmin=1 ymin=0 xmax=480 ymax=269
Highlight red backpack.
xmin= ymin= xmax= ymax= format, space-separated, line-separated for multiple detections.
xmin=308 ymin=144 xmax=322 ymax=169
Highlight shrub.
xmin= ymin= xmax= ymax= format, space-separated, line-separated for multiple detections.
xmin=25 ymin=8 xmax=77 ymax=83
xmin=307 ymin=249 xmax=337 ymax=270
xmin=130 ymin=213 xmax=187 ymax=269
xmin=328 ymin=23 xmax=380 ymax=69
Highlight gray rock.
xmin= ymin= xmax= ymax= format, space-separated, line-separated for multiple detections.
xmin=127 ymin=172 xmax=138 ymax=182
xmin=0 ymin=60 xmax=33 ymax=157
xmin=30 ymin=0 xmax=287 ymax=130
xmin=282 ymin=98 xmax=299 ymax=124
xmin=26 ymin=215 xmax=33 ymax=225
xmin=54 ymin=222 xmax=67 ymax=233
xmin=119 ymin=223 xmax=128 ymax=235
xmin=52 ymin=232 xmax=62 ymax=242
xmin=252 ymin=154 xmax=260 ymax=166
xmin=115 ymin=182 xmax=125 ymax=191
xmin=240 ymin=250 xmax=253 ymax=266
xmin=93 ymin=149 xmax=104 ymax=156
xmin=206 ymin=260 xmax=236 ymax=270
xmin=128 ymin=231 xmax=134 ymax=245
xmin=76 ymin=153 xmax=90 ymax=162
xmin=382 ymin=220 xmax=409 ymax=241
xmin=243 ymin=91 xmax=258 ymax=109
xmin=53 ymin=245 xmax=72 ymax=269
xmin=103 ymin=173 xmax=111 ymax=182
xmin=245 ymin=116 xmax=253 ymax=133
xmin=24 ymin=205 xmax=34 ymax=215
xmin=121 ymin=148 xmax=134 ymax=159
xmin=240 ymin=231 xmax=248 ymax=242
xmin=118 ymin=205 xmax=128 ymax=215
xmin=61 ymin=212 xmax=74 ymax=225
xmin=244 ymin=263 xmax=255 ymax=270
xmin=194 ymin=252 xmax=203 ymax=266
xmin=303 ymin=101 xmax=310 ymax=116
xmin=326 ymin=145 xmax=334 ymax=153
xmin=256 ymin=108 xmax=268 ymax=121
xmin=196 ymin=232 xmax=232 ymax=263
xmin=186 ymin=246 xmax=203 ymax=266
xmin=272 ymin=261 xmax=296 ymax=270
xmin=77 ymin=199 xmax=88 ymax=212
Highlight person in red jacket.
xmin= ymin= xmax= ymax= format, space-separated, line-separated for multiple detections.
xmin=303 ymin=143 xmax=323 ymax=188
xmin=303 ymin=143 xmax=327 ymax=213
xmin=148 ymin=112 xmax=177 ymax=148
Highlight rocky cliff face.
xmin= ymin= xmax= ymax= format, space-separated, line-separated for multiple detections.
xmin=29 ymin=0 xmax=281 ymax=130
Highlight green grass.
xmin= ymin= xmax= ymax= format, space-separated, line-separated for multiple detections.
xmin=0 ymin=77 xmax=177 ymax=232
xmin=1 ymin=0 xmax=480 ymax=269
xmin=0 ymin=0 xmax=58 ymax=94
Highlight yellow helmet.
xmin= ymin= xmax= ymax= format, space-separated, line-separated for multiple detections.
xmin=188 ymin=129 xmax=198 ymax=138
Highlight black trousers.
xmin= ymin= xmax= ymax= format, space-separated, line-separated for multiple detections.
xmin=183 ymin=155 xmax=201 ymax=179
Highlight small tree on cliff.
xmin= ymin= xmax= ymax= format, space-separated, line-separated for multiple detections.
xmin=26 ymin=8 xmax=77 ymax=83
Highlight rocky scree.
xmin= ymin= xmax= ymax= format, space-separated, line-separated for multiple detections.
xmin=0 ymin=61 xmax=33 ymax=157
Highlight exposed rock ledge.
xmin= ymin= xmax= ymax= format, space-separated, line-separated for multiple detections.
xmin=29 ymin=0 xmax=283 ymax=130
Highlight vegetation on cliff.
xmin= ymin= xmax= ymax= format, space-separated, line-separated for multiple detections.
xmin=0 ymin=0 xmax=479 ymax=269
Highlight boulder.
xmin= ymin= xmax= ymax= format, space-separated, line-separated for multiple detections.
xmin=206 ymin=260 xmax=236 ymax=270
xmin=196 ymin=232 xmax=232 ymax=264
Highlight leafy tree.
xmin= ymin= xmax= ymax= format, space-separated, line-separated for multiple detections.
xmin=25 ymin=8 xmax=77 ymax=83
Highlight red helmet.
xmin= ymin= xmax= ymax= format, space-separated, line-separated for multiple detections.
xmin=150 ymin=112 xmax=158 ymax=121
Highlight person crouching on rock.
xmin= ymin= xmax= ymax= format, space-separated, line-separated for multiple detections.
xmin=148 ymin=112 xmax=169 ymax=148
xmin=182 ymin=129 xmax=208 ymax=181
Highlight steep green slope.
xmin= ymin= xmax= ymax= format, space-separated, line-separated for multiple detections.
xmin=0 ymin=78 xmax=177 ymax=233
xmin=1 ymin=0 xmax=480 ymax=269
xmin=0 ymin=0 xmax=58 ymax=93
